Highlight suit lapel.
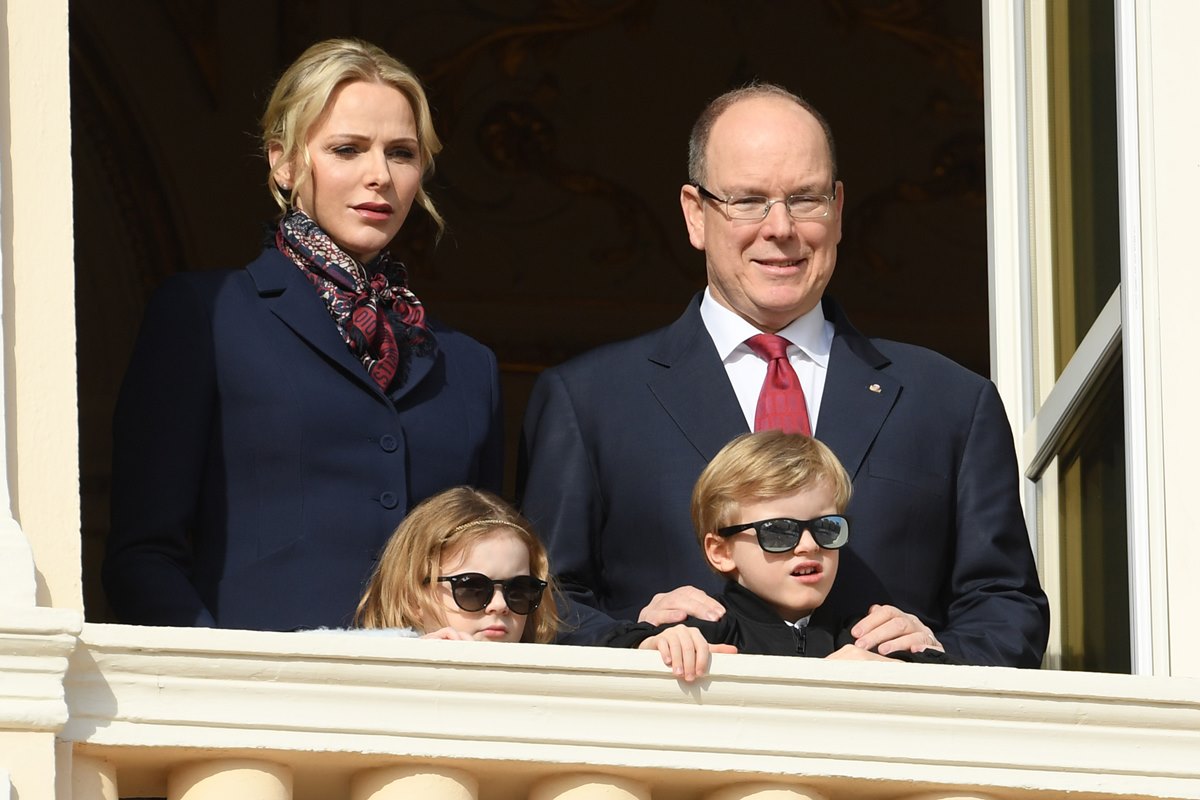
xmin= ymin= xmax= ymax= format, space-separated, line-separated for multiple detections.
xmin=647 ymin=295 xmax=750 ymax=461
xmin=815 ymin=298 xmax=899 ymax=480
xmin=246 ymin=249 xmax=388 ymax=401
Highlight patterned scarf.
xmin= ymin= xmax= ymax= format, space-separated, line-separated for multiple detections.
xmin=274 ymin=210 xmax=432 ymax=392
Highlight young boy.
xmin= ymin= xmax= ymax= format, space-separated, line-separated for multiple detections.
xmin=605 ymin=431 xmax=951 ymax=664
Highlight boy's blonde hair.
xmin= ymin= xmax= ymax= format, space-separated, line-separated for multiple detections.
xmin=261 ymin=37 xmax=445 ymax=234
xmin=691 ymin=431 xmax=852 ymax=571
xmin=355 ymin=487 xmax=559 ymax=642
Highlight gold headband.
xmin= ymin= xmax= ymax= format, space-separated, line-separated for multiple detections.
xmin=450 ymin=518 xmax=527 ymax=535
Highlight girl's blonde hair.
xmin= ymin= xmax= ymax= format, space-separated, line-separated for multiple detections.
xmin=261 ymin=37 xmax=445 ymax=235
xmin=692 ymin=431 xmax=852 ymax=572
xmin=355 ymin=487 xmax=560 ymax=643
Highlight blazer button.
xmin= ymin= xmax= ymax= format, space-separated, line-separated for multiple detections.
xmin=379 ymin=434 xmax=399 ymax=453
xmin=379 ymin=491 xmax=399 ymax=509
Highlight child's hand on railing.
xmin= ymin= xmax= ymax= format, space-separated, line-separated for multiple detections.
xmin=638 ymin=624 xmax=737 ymax=682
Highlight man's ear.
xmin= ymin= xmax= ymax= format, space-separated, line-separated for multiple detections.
xmin=830 ymin=178 xmax=845 ymax=246
xmin=703 ymin=532 xmax=737 ymax=576
xmin=268 ymin=143 xmax=294 ymax=190
xmin=680 ymin=184 xmax=706 ymax=252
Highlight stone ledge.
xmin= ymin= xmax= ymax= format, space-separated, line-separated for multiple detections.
xmin=58 ymin=623 xmax=1200 ymax=799
xmin=0 ymin=607 xmax=82 ymax=732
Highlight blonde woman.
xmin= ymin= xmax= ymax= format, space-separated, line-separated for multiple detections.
xmin=105 ymin=39 xmax=502 ymax=632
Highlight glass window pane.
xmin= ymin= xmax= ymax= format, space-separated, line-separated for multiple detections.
xmin=1047 ymin=0 xmax=1121 ymax=376
xmin=1057 ymin=360 xmax=1129 ymax=673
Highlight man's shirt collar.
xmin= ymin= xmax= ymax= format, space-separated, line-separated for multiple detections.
xmin=700 ymin=288 xmax=832 ymax=365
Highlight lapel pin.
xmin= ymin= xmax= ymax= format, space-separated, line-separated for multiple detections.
xmin=868 ymin=384 xmax=882 ymax=393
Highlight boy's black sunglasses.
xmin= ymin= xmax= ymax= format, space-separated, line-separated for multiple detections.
xmin=716 ymin=515 xmax=850 ymax=552
xmin=435 ymin=573 xmax=548 ymax=615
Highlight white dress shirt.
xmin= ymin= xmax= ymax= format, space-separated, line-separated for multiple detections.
xmin=699 ymin=288 xmax=834 ymax=433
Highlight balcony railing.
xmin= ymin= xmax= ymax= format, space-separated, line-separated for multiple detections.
xmin=4 ymin=609 xmax=1200 ymax=799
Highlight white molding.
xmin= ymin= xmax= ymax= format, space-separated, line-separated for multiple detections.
xmin=0 ymin=142 xmax=36 ymax=609
xmin=1114 ymin=0 xmax=1154 ymax=678
xmin=983 ymin=0 xmax=1030 ymax=424
xmin=0 ymin=608 xmax=82 ymax=733
xmin=982 ymin=0 xmax=1039 ymax=552
xmin=1127 ymin=0 xmax=1171 ymax=679
xmin=1037 ymin=458 xmax=1062 ymax=671
xmin=1137 ymin=0 xmax=1200 ymax=680
xmin=62 ymin=624 xmax=1200 ymax=799
xmin=1024 ymin=0 xmax=1058 ymax=412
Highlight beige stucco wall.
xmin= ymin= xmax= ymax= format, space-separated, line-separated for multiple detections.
xmin=1139 ymin=1 xmax=1200 ymax=679
xmin=3 ymin=0 xmax=81 ymax=610
xmin=0 ymin=732 xmax=57 ymax=800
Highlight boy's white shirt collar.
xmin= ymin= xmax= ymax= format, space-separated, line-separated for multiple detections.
xmin=699 ymin=288 xmax=832 ymax=366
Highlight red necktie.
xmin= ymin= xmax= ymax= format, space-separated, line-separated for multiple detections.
xmin=746 ymin=333 xmax=812 ymax=435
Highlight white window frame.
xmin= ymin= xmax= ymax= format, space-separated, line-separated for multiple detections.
xmin=983 ymin=0 xmax=1157 ymax=674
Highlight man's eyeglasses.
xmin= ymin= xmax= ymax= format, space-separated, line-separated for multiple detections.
xmin=716 ymin=516 xmax=849 ymax=552
xmin=435 ymin=573 xmax=548 ymax=615
xmin=692 ymin=182 xmax=837 ymax=221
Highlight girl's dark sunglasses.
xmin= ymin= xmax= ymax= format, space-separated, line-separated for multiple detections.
xmin=716 ymin=515 xmax=850 ymax=552
xmin=435 ymin=573 xmax=548 ymax=615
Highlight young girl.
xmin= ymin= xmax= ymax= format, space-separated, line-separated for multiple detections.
xmin=355 ymin=487 xmax=559 ymax=643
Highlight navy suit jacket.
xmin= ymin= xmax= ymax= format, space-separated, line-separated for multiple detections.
xmin=104 ymin=247 xmax=503 ymax=631
xmin=518 ymin=294 xmax=1049 ymax=666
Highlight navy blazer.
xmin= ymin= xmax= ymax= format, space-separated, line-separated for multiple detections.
xmin=518 ymin=294 xmax=1049 ymax=666
xmin=104 ymin=247 xmax=503 ymax=631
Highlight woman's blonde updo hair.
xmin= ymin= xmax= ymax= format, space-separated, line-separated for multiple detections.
xmin=261 ymin=38 xmax=444 ymax=234
xmin=354 ymin=487 xmax=561 ymax=643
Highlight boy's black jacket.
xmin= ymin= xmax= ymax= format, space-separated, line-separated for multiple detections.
xmin=602 ymin=580 xmax=955 ymax=663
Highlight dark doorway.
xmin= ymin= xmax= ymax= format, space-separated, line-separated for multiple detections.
xmin=73 ymin=0 xmax=988 ymax=620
